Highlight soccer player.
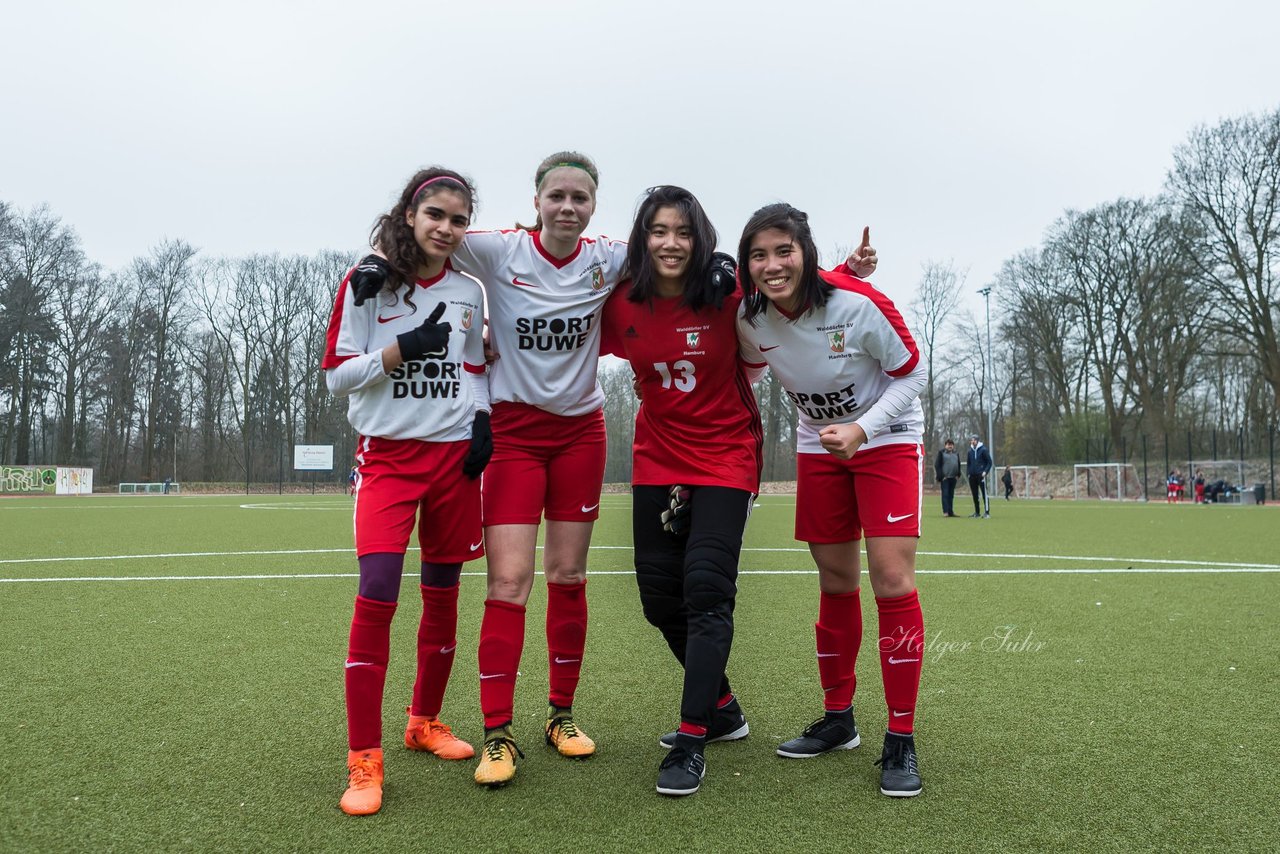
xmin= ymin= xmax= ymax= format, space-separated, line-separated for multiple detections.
xmin=599 ymin=186 xmax=761 ymax=796
xmin=736 ymin=203 xmax=928 ymax=798
xmin=348 ymin=152 xmax=626 ymax=786
xmin=322 ymin=168 xmax=493 ymax=815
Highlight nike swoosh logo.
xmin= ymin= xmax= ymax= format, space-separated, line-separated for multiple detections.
xmin=344 ymin=661 xmax=374 ymax=669
xmin=554 ymin=657 xmax=580 ymax=665
xmin=760 ymin=345 xmax=780 ymax=352
xmin=816 ymin=652 xmax=840 ymax=658
xmin=886 ymin=512 xmax=915 ymax=523
xmin=887 ymin=657 xmax=920 ymax=665
xmin=479 ymin=673 xmax=508 ymax=680
xmin=581 ymin=503 xmax=599 ymax=513
xmin=511 ymin=276 xmax=538 ymax=288
xmin=439 ymin=645 xmax=456 ymax=655
xmin=891 ymin=710 xmax=912 ymax=717
xmin=377 ymin=314 xmax=408 ymax=324
xmin=469 ymin=541 xmax=483 ymax=552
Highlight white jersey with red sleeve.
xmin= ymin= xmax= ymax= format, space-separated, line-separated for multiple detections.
xmin=322 ymin=267 xmax=487 ymax=442
xmin=450 ymin=229 xmax=626 ymax=417
xmin=601 ymin=282 xmax=762 ymax=493
xmin=736 ymin=269 xmax=926 ymax=454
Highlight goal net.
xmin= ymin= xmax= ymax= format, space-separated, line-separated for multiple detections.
xmin=1072 ymin=464 xmax=1142 ymax=501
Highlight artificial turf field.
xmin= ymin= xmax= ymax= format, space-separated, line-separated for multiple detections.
xmin=1 ymin=493 xmax=1277 ymax=853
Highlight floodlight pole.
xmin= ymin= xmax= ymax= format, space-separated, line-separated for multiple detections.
xmin=978 ymin=286 xmax=995 ymax=492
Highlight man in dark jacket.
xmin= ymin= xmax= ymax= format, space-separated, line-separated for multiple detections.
xmin=967 ymin=434 xmax=992 ymax=518
xmin=934 ymin=439 xmax=961 ymax=517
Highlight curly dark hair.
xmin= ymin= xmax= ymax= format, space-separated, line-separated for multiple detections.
xmin=371 ymin=167 xmax=477 ymax=293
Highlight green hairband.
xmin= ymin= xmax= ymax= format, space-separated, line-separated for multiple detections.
xmin=537 ymin=161 xmax=597 ymax=188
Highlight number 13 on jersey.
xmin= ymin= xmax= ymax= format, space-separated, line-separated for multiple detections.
xmin=654 ymin=361 xmax=696 ymax=392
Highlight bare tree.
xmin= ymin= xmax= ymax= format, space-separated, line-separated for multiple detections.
xmin=129 ymin=240 xmax=198 ymax=479
xmin=1168 ymin=108 xmax=1280 ymax=413
xmin=909 ymin=260 xmax=965 ymax=450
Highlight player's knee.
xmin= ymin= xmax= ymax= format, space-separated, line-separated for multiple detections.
xmin=683 ymin=560 xmax=736 ymax=612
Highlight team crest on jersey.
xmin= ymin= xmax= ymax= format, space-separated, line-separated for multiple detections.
xmin=828 ymin=331 xmax=846 ymax=353
xmin=461 ymin=308 xmax=474 ymax=330
xmin=590 ymin=267 xmax=605 ymax=291
xmin=686 ymin=332 xmax=700 ymax=348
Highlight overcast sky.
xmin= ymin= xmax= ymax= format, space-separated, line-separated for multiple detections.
xmin=3 ymin=0 xmax=1278 ymax=318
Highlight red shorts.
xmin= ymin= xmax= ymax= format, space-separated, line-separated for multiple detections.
xmin=353 ymin=436 xmax=484 ymax=562
xmin=483 ymin=402 xmax=607 ymax=525
xmin=795 ymin=443 xmax=923 ymax=543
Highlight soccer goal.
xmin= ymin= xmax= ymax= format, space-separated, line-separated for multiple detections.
xmin=1007 ymin=465 xmax=1040 ymax=498
xmin=1072 ymin=464 xmax=1142 ymax=501
xmin=118 ymin=482 xmax=181 ymax=495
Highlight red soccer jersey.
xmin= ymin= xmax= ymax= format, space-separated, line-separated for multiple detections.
xmin=601 ymin=283 xmax=762 ymax=493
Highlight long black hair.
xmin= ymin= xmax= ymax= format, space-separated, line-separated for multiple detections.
xmin=738 ymin=203 xmax=829 ymax=325
xmin=624 ymin=185 xmax=729 ymax=311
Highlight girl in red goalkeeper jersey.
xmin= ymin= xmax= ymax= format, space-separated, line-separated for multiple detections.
xmin=600 ymin=186 xmax=759 ymax=797
xmin=736 ymin=203 xmax=928 ymax=798
xmin=601 ymin=187 xmax=878 ymax=796
xmin=348 ymin=152 xmax=627 ymax=786
xmin=322 ymin=168 xmax=492 ymax=815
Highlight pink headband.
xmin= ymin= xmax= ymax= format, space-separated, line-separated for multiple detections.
xmin=412 ymin=175 xmax=468 ymax=200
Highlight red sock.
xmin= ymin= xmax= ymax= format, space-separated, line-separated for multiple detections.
xmin=546 ymin=580 xmax=587 ymax=709
xmin=678 ymin=721 xmax=708 ymax=737
xmin=877 ymin=589 xmax=924 ymax=733
xmin=345 ymin=596 xmax=397 ymax=750
xmin=410 ymin=584 xmax=459 ymax=718
xmin=478 ymin=599 xmax=525 ymax=729
xmin=817 ymin=589 xmax=862 ymax=711
xmin=716 ymin=692 xmax=735 ymax=709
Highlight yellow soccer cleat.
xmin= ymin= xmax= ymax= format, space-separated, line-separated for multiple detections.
xmin=474 ymin=729 xmax=522 ymax=787
xmin=339 ymin=748 xmax=384 ymax=816
xmin=404 ymin=709 xmax=475 ymax=760
xmin=545 ymin=710 xmax=596 ymax=758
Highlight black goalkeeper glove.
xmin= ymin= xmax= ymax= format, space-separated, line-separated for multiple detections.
xmin=660 ymin=484 xmax=692 ymax=536
xmin=350 ymin=254 xmax=391 ymax=306
xmin=709 ymin=252 xmax=737 ymax=298
xmin=396 ymin=301 xmax=452 ymax=361
xmin=462 ymin=410 xmax=493 ymax=479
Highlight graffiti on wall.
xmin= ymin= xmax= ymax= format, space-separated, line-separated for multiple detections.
xmin=1 ymin=466 xmax=58 ymax=494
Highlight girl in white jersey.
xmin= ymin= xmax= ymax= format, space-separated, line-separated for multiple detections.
xmin=323 ymin=168 xmax=492 ymax=815
xmin=349 ymin=151 xmax=626 ymax=786
xmin=735 ymin=203 xmax=929 ymax=798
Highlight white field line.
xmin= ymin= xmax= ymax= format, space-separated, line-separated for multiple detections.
xmin=4 ymin=567 xmax=1280 ymax=584
xmin=3 ymin=545 xmax=1276 ymax=571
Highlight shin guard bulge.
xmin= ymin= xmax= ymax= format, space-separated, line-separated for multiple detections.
xmin=817 ymin=589 xmax=862 ymax=712
xmin=345 ymin=596 xmax=397 ymax=750
xmin=411 ymin=583 xmax=460 ymax=718
xmin=877 ymin=589 xmax=924 ymax=733
xmin=546 ymin=580 xmax=587 ymax=709
xmin=478 ymin=599 xmax=526 ymax=729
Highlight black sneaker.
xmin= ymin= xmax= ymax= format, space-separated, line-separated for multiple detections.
xmin=656 ymin=734 xmax=706 ymax=796
xmin=876 ymin=731 xmax=922 ymax=797
xmin=775 ymin=709 xmax=860 ymax=758
xmin=659 ymin=698 xmax=749 ymax=749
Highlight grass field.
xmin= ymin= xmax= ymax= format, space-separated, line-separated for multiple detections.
xmin=1 ymin=493 xmax=1277 ymax=853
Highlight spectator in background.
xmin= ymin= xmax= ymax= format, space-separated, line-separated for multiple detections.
xmin=1001 ymin=465 xmax=1013 ymax=500
xmin=1194 ymin=469 xmax=1206 ymax=504
xmin=967 ymin=434 xmax=991 ymax=518
xmin=933 ymin=439 xmax=960 ymax=517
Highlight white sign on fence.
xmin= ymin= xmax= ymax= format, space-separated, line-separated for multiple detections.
xmin=293 ymin=445 xmax=335 ymax=471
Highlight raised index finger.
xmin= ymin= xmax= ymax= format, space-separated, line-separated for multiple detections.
xmin=858 ymin=226 xmax=871 ymax=251
xmin=427 ymin=301 xmax=447 ymax=323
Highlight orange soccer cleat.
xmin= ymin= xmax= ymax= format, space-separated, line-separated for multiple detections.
xmin=404 ymin=710 xmax=475 ymax=760
xmin=339 ymin=748 xmax=384 ymax=816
